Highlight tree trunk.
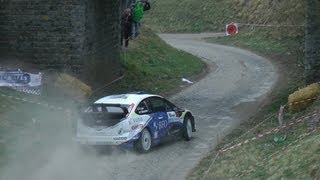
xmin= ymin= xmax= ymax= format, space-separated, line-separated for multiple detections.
xmin=305 ymin=0 xmax=320 ymax=84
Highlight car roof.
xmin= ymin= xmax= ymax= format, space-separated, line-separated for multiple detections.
xmin=94 ymin=92 xmax=162 ymax=105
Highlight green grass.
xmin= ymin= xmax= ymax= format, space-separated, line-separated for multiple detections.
xmin=144 ymin=0 xmax=234 ymax=33
xmin=199 ymin=118 xmax=320 ymax=179
xmin=188 ymin=100 xmax=320 ymax=179
xmin=103 ymin=27 xmax=205 ymax=97
xmin=144 ymin=0 xmax=304 ymax=34
xmin=206 ymin=29 xmax=304 ymax=58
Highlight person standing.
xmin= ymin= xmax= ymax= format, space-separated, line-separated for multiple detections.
xmin=132 ymin=1 xmax=144 ymax=38
xmin=121 ymin=8 xmax=133 ymax=48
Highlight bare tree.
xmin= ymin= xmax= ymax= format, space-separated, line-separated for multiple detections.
xmin=305 ymin=0 xmax=320 ymax=83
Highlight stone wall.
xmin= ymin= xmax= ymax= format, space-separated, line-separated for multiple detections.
xmin=0 ymin=0 xmax=122 ymax=85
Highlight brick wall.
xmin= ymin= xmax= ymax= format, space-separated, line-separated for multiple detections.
xmin=0 ymin=0 xmax=122 ymax=85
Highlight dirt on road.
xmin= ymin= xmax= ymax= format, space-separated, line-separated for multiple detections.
xmin=0 ymin=33 xmax=278 ymax=180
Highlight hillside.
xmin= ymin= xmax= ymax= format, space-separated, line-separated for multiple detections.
xmin=145 ymin=0 xmax=304 ymax=36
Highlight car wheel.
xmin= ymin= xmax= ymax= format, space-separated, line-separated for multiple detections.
xmin=135 ymin=128 xmax=152 ymax=153
xmin=183 ymin=116 xmax=192 ymax=141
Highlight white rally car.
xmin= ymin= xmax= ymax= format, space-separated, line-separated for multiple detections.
xmin=75 ymin=92 xmax=196 ymax=153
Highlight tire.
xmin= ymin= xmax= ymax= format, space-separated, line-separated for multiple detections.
xmin=135 ymin=128 xmax=152 ymax=153
xmin=183 ymin=116 xmax=193 ymax=141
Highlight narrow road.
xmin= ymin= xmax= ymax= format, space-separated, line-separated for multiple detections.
xmin=1 ymin=33 xmax=277 ymax=180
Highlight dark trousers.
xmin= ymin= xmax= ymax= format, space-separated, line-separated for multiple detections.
xmin=121 ymin=28 xmax=131 ymax=47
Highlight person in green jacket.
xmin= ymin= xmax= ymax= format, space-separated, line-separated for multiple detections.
xmin=132 ymin=0 xmax=145 ymax=38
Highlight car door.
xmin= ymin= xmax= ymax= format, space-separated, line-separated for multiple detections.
xmin=162 ymin=99 xmax=182 ymax=135
xmin=148 ymin=97 xmax=170 ymax=140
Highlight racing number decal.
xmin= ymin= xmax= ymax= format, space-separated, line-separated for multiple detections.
xmin=154 ymin=120 xmax=167 ymax=130
xmin=158 ymin=120 xmax=167 ymax=129
xmin=153 ymin=120 xmax=168 ymax=139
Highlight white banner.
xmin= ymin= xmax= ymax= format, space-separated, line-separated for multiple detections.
xmin=0 ymin=69 xmax=42 ymax=95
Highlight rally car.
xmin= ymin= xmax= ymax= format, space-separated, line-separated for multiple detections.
xmin=75 ymin=92 xmax=196 ymax=153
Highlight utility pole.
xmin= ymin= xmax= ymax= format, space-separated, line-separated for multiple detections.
xmin=305 ymin=0 xmax=320 ymax=84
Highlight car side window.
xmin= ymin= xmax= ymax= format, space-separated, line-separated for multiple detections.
xmin=135 ymin=100 xmax=151 ymax=115
xmin=149 ymin=97 xmax=174 ymax=113
xmin=163 ymin=99 xmax=176 ymax=112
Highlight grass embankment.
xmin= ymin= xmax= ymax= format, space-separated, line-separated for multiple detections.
xmin=144 ymin=0 xmax=304 ymax=34
xmin=103 ymin=27 xmax=205 ymax=97
xmin=144 ymin=0 xmax=233 ymax=32
xmin=188 ymin=101 xmax=320 ymax=179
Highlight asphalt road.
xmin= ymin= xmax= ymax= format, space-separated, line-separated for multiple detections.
xmin=1 ymin=33 xmax=277 ymax=180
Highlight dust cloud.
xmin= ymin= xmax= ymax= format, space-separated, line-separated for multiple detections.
xmin=0 ymin=100 xmax=137 ymax=180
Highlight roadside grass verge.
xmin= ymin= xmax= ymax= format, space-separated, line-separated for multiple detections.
xmin=206 ymin=28 xmax=304 ymax=64
xmin=102 ymin=27 xmax=206 ymax=97
xmin=188 ymin=104 xmax=320 ymax=179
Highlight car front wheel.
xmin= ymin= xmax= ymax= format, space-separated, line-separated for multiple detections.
xmin=135 ymin=128 xmax=152 ymax=153
xmin=183 ymin=117 xmax=192 ymax=141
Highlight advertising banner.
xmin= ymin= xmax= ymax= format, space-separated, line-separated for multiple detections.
xmin=0 ymin=69 xmax=42 ymax=95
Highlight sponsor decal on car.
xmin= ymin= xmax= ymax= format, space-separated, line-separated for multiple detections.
xmin=157 ymin=120 xmax=167 ymax=130
xmin=167 ymin=112 xmax=176 ymax=118
xmin=113 ymin=137 xmax=127 ymax=141
xmin=131 ymin=117 xmax=144 ymax=123
xmin=131 ymin=124 xmax=144 ymax=130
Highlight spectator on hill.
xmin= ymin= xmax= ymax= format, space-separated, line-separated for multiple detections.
xmin=132 ymin=1 xmax=144 ymax=38
xmin=130 ymin=0 xmax=151 ymax=38
xmin=120 ymin=8 xmax=133 ymax=48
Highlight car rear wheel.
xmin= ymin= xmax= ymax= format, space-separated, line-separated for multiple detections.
xmin=183 ymin=117 xmax=192 ymax=141
xmin=135 ymin=128 xmax=152 ymax=153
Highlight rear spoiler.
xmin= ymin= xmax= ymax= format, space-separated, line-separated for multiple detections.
xmin=91 ymin=103 xmax=129 ymax=115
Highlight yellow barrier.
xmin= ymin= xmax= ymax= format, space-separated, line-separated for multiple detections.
xmin=55 ymin=73 xmax=92 ymax=99
xmin=288 ymin=83 xmax=320 ymax=112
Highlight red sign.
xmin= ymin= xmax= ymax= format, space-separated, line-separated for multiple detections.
xmin=226 ymin=23 xmax=238 ymax=36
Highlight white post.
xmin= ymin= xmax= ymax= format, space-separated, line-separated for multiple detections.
xmin=278 ymin=105 xmax=286 ymax=126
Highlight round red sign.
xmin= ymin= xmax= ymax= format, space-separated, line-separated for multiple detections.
xmin=226 ymin=23 xmax=238 ymax=36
